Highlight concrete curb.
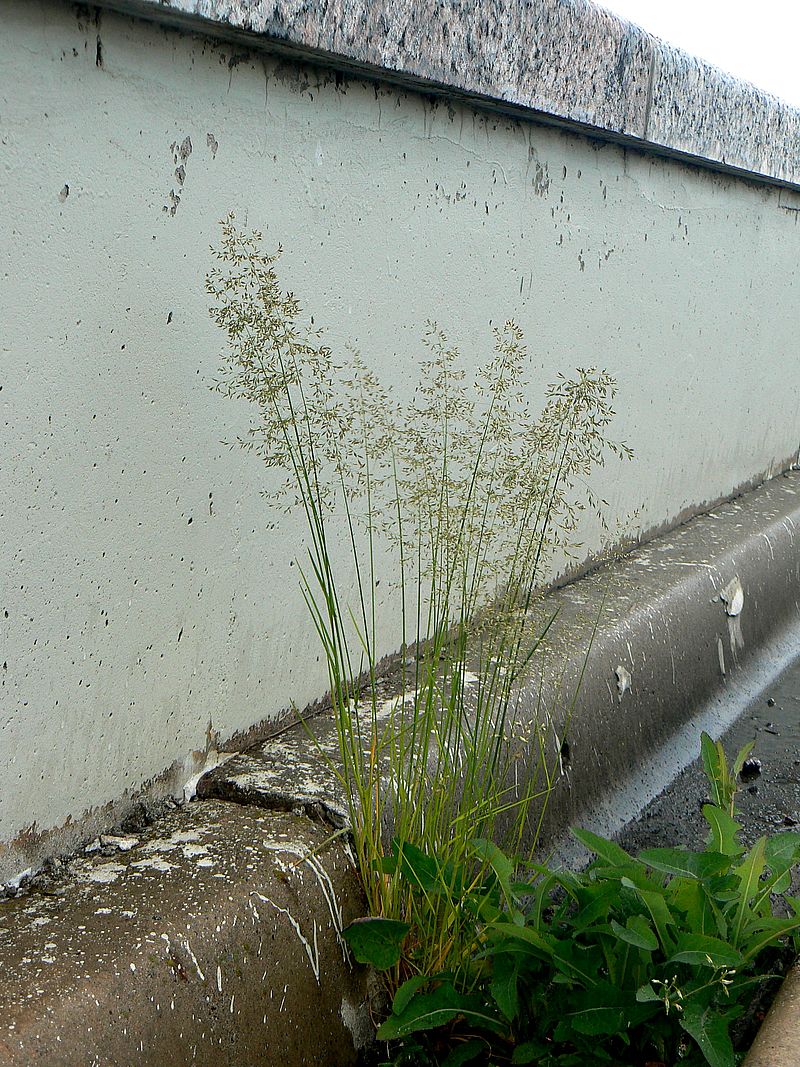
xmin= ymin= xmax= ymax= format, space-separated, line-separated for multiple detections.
xmin=0 ymin=802 xmax=372 ymax=1065
xmin=744 ymin=958 xmax=800 ymax=1067
xmin=2 ymin=471 xmax=800 ymax=1063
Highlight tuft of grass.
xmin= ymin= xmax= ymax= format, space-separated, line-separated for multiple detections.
xmin=208 ymin=214 xmax=631 ymax=992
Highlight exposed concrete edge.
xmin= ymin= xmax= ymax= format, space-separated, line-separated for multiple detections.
xmin=0 ymin=732 xmax=229 ymax=888
xmin=90 ymin=0 xmax=800 ymax=190
xmin=743 ymin=958 xmax=800 ymax=1067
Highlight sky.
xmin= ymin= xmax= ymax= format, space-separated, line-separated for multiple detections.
xmin=597 ymin=0 xmax=800 ymax=108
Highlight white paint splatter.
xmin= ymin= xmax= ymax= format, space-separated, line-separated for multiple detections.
xmin=720 ymin=576 xmax=744 ymax=617
xmin=84 ymin=862 xmax=126 ymax=884
xmin=615 ymin=665 xmax=632 ymax=701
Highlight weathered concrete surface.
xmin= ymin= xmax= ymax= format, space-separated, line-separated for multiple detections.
xmin=200 ymin=472 xmax=800 ymax=856
xmin=744 ymin=959 xmax=800 ymax=1067
xmin=530 ymin=470 xmax=800 ymax=849
xmin=4 ymin=0 xmax=800 ymax=882
xmin=99 ymin=0 xmax=800 ymax=188
xmin=0 ymin=801 xmax=371 ymax=1066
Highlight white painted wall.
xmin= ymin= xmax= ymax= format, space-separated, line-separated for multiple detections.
xmin=1 ymin=0 xmax=798 ymax=877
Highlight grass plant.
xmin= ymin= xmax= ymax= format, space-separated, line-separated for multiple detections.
xmin=207 ymin=215 xmax=631 ymax=994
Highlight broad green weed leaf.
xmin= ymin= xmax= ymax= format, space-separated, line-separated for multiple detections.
xmin=511 ymin=1040 xmax=549 ymax=1064
xmin=471 ymin=838 xmax=514 ymax=883
xmin=570 ymin=882 xmax=619 ymax=933
xmin=396 ymin=840 xmax=441 ymax=893
xmin=551 ymin=941 xmax=604 ymax=986
xmin=377 ymin=983 xmax=504 ymax=1040
xmin=490 ymin=952 xmax=519 ymax=1021
xmin=669 ymin=879 xmax=727 ymax=939
xmin=635 ymin=982 xmax=661 ymax=1003
xmin=731 ymin=837 xmax=767 ymax=945
xmin=621 ymin=878 xmax=676 ymax=952
xmin=489 ymin=923 xmax=555 ymax=957
xmin=610 ymin=915 xmax=658 ymax=951
xmin=701 ymin=732 xmax=727 ymax=811
xmin=471 ymin=838 xmax=515 ymax=905
xmin=441 ymin=1038 xmax=486 ymax=1066
xmin=667 ymin=933 xmax=742 ymax=969
xmin=564 ymin=984 xmax=658 ymax=1036
xmin=765 ymin=831 xmax=800 ymax=871
xmin=732 ymin=739 xmax=756 ymax=780
xmin=342 ymin=916 xmax=409 ymax=969
xmin=740 ymin=913 xmax=800 ymax=961
xmin=571 ymin=827 xmax=639 ymax=868
xmin=639 ymin=847 xmax=730 ymax=881
xmin=679 ymin=1001 xmax=735 ymax=1067
xmin=392 ymin=975 xmax=429 ymax=1016
xmin=702 ymin=805 xmax=744 ymax=857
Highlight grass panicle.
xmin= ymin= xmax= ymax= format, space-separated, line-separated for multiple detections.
xmin=208 ymin=214 xmax=631 ymax=992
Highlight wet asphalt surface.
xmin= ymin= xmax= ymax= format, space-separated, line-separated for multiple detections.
xmin=617 ymin=653 xmax=800 ymax=855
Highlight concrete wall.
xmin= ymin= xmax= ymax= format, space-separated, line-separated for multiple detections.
xmin=1 ymin=0 xmax=799 ymax=880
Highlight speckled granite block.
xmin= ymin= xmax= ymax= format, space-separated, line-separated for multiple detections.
xmin=137 ymin=0 xmax=655 ymax=134
xmin=646 ymin=44 xmax=800 ymax=182
xmin=97 ymin=0 xmax=800 ymax=187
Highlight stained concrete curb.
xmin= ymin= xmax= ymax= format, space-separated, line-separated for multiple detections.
xmin=744 ymin=958 xmax=800 ymax=1067
xmin=0 ymin=802 xmax=372 ymax=1066
xmin=2 ymin=472 xmax=800 ymax=1064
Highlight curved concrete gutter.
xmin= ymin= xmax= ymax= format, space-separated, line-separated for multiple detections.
xmin=2 ymin=471 xmax=800 ymax=1063
xmin=198 ymin=471 xmax=800 ymax=858
xmin=0 ymin=802 xmax=372 ymax=1066
xmin=744 ymin=959 xmax=800 ymax=1067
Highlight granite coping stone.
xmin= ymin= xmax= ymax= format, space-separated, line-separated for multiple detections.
xmin=93 ymin=0 xmax=800 ymax=188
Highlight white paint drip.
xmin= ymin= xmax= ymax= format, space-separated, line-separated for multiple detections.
xmin=100 ymin=835 xmax=139 ymax=852
xmin=4 ymin=867 xmax=32 ymax=891
xmin=130 ymin=856 xmax=178 ymax=874
xmin=260 ymin=840 xmax=347 ymax=960
xmin=251 ymin=892 xmax=320 ymax=982
xmin=84 ymin=862 xmax=126 ymax=884
xmin=182 ymin=749 xmax=236 ymax=803
xmin=182 ymin=939 xmax=205 ymax=982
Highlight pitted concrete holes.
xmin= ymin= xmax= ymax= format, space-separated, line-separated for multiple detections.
xmin=615 ymin=664 xmax=632 ymax=702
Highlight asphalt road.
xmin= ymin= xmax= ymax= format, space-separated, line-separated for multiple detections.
xmin=617 ymin=653 xmax=800 ymax=855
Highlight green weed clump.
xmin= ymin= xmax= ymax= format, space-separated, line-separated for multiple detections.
xmin=345 ymin=734 xmax=800 ymax=1067
xmin=208 ymin=215 xmax=629 ymax=992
